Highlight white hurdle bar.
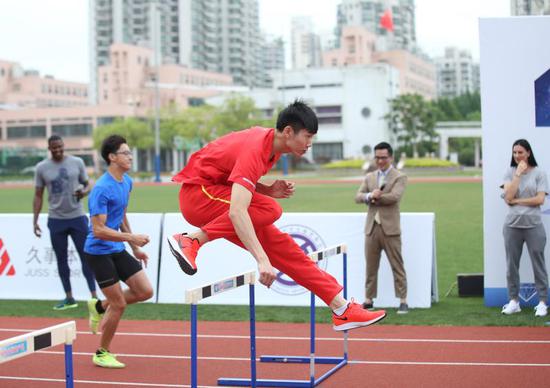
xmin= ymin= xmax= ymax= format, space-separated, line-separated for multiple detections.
xmin=185 ymin=270 xmax=257 ymax=388
xmin=0 ymin=321 xmax=77 ymax=388
xmin=219 ymin=243 xmax=349 ymax=388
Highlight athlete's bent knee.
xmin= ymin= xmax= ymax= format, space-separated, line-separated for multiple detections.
xmin=139 ymin=286 xmax=154 ymax=302
xmin=110 ymin=299 xmax=127 ymax=312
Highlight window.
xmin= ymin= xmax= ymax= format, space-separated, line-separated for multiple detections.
xmin=316 ymin=106 xmax=341 ymax=114
xmin=312 ymin=142 xmax=343 ymax=163
xmin=277 ymin=85 xmax=305 ymax=90
xmin=315 ymin=105 xmax=342 ymax=125
xmin=97 ymin=116 xmax=117 ymax=126
xmin=7 ymin=125 xmax=46 ymax=139
xmin=310 ymin=83 xmax=342 ymax=88
xmin=51 ymin=123 xmax=92 ymax=137
xmin=318 ymin=117 xmax=342 ymax=124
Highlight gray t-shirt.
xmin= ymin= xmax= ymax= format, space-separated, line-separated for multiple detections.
xmin=503 ymin=166 xmax=549 ymax=228
xmin=35 ymin=155 xmax=89 ymax=219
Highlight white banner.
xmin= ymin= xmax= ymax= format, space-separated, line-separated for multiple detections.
xmin=0 ymin=214 xmax=161 ymax=302
xmin=158 ymin=213 xmax=436 ymax=308
xmin=0 ymin=212 xmax=435 ymax=308
xmin=480 ymin=16 xmax=550 ymax=307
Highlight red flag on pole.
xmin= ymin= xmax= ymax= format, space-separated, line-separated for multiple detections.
xmin=380 ymin=9 xmax=394 ymax=32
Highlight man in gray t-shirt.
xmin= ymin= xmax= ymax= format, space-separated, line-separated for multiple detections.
xmin=33 ymin=135 xmax=98 ymax=310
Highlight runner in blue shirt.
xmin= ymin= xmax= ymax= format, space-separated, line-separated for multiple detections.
xmin=83 ymin=134 xmax=153 ymax=369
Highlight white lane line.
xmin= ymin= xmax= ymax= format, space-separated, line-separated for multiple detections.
xmin=349 ymin=360 xmax=550 ymax=367
xmin=0 ymin=376 xmax=216 ymax=387
xmin=40 ymin=349 xmax=251 ymax=361
xmin=30 ymin=350 xmax=550 ymax=367
xmin=1 ymin=327 xmax=550 ymax=344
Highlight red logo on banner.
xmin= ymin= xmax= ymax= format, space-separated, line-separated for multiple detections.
xmin=0 ymin=238 xmax=16 ymax=276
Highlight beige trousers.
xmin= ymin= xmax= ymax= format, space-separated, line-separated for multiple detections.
xmin=365 ymin=223 xmax=407 ymax=299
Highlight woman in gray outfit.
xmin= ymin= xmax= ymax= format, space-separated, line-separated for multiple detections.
xmin=501 ymin=139 xmax=548 ymax=317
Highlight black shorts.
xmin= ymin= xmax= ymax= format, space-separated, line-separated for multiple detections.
xmin=84 ymin=250 xmax=142 ymax=289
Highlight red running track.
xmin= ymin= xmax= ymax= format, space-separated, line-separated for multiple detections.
xmin=1 ymin=316 xmax=550 ymax=387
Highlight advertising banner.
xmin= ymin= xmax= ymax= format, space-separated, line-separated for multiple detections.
xmin=1 ymin=212 xmax=435 ymax=308
xmin=158 ymin=212 xmax=436 ymax=308
xmin=480 ymin=17 xmax=550 ymax=306
xmin=0 ymin=213 xmax=161 ymax=302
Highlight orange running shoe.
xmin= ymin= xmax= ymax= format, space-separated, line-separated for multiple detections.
xmin=332 ymin=299 xmax=386 ymax=331
xmin=167 ymin=233 xmax=200 ymax=275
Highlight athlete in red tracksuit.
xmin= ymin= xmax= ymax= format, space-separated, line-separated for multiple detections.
xmin=168 ymin=100 xmax=386 ymax=331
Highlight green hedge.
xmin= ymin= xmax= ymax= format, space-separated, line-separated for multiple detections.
xmin=321 ymin=159 xmax=364 ymax=169
xmin=403 ymin=158 xmax=459 ymax=168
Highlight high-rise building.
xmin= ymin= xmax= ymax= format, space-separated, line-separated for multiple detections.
xmin=291 ymin=16 xmax=322 ymax=69
xmin=89 ymin=0 xmax=262 ymax=103
xmin=435 ymin=47 xmax=480 ymax=98
xmin=90 ymin=0 xmax=178 ymax=103
xmin=179 ymin=0 xmax=262 ymax=88
xmin=335 ymin=0 xmax=416 ymax=51
xmin=258 ymin=35 xmax=285 ymax=87
xmin=511 ymin=0 xmax=550 ymax=15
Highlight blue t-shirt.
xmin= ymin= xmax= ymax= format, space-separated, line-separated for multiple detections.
xmin=84 ymin=172 xmax=133 ymax=255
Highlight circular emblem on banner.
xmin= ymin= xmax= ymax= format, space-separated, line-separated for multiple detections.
xmin=270 ymin=224 xmax=327 ymax=296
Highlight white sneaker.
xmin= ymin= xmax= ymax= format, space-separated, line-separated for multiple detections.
xmin=535 ymin=302 xmax=548 ymax=317
xmin=502 ymin=300 xmax=521 ymax=315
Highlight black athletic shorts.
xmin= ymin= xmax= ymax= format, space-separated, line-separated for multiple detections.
xmin=84 ymin=250 xmax=142 ymax=289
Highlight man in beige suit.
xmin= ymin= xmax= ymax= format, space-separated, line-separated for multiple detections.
xmin=355 ymin=142 xmax=409 ymax=314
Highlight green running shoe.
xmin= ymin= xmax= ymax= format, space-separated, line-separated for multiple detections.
xmin=87 ymin=298 xmax=104 ymax=334
xmin=93 ymin=348 xmax=125 ymax=368
xmin=53 ymin=298 xmax=78 ymax=311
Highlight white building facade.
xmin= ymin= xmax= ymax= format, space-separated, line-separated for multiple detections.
xmin=209 ymin=64 xmax=400 ymax=162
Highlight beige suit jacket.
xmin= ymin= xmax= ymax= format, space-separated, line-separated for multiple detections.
xmin=354 ymin=167 xmax=407 ymax=236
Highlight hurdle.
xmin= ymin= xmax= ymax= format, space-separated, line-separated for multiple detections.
xmin=185 ymin=270 xmax=257 ymax=388
xmin=218 ymin=244 xmax=349 ymax=388
xmin=0 ymin=321 xmax=77 ymax=388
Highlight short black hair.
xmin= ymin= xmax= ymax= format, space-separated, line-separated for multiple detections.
xmin=511 ymin=138 xmax=538 ymax=167
xmin=374 ymin=142 xmax=393 ymax=156
xmin=48 ymin=134 xmax=63 ymax=144
xmin=276 ymin=100 xmax=318 ymax=134
xmin=101 ymin=134 xmax=127 ymax=165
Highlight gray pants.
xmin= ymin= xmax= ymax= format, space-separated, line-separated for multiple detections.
xmin=503 ymin=223 xmax=548 ymax=301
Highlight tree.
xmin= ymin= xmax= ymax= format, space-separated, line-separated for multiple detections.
xmin=210 ymin=95 xmax=272 ymax=137
xmin=159 ymin=104 xmax=217 ymax=149
xmin=159 ymin=96 xmax=274 ymax=151
xmin=454 ymin=91 xmax=480 ymax=119
xmin=434 ymin=91 xmax=481 ymax=122
xmin=433 ymin=98 xmax=462 ymax=121
xmin=384 ymin=94 xmax=438 ymax=157
xmin=93 ymin=118 xmax=154 ymax=150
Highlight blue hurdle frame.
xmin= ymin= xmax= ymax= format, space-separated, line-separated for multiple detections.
xmin=187 ymin=271 xmax=257 ymax=388
xmin=218 ymin=244 xmax=348 ymax=388
xmin=64 ymin=343 xmax=74 ymax=388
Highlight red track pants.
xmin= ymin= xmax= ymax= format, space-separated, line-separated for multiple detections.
xmin=178 ymin=184 xmax=342 ymax=305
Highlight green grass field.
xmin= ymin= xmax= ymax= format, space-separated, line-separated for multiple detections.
xmin=1 ymin=176 xmax=546 ymax=326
